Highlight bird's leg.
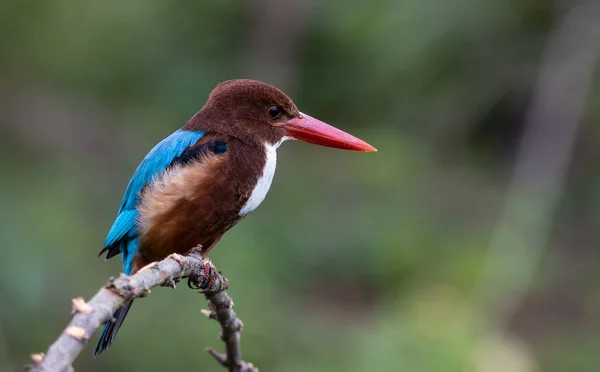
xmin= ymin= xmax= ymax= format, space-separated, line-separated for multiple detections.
xmin=186 ymin=244 xmax=206 ymax=290
xmin=188 ymin=244 xmax=204 ymax=256
xmin=188 ymin=260 xmax=213 ymax=290
xmin=158 ymin=253 xmax=192 ymax=288
xmin=186 ymin=247 xmax=224 ymax=292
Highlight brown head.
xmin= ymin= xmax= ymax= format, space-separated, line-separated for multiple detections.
xmin=184 ymin=79 xmax=376 ymax=152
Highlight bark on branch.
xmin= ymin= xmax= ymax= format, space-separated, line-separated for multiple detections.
xmin=26 ymin=247 xmax=258 ymax=372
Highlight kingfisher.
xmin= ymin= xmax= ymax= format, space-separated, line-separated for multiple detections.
xmin=94 ymin=79 xmax=376 ymax=356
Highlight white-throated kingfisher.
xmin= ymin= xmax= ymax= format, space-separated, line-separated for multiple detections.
xmin=94 ymin=79 xmax=376 ymax=356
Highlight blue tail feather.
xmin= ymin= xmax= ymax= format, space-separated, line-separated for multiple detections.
xmin=122 ymin=238 xmax=138 ymax=276
xmin=94 ymin=300 xmax=134 ymax=357
xmin=94 ymin=239 xmax=138 ymax=357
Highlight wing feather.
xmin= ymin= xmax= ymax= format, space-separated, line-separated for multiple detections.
xmin=99 ymin=130 xmax=206 ymax=262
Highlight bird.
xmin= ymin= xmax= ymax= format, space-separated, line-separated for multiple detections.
xmin=94 ymin=79 xmax=376 ymax=356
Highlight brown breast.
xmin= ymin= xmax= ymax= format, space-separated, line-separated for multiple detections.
xmin=133 ymin=135 xmax=266 ymax=269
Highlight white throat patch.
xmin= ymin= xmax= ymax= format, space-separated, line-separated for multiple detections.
xmin=238 ymin=137 xmax=291 ymax=215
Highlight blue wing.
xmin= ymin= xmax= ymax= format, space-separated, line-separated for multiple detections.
xmin=100 ymin=129 xmax=205 ymax=274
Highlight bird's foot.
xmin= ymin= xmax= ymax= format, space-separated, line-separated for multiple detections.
xmin=187 ymin=259 xmax=226 ymax=292
xmin=167 ymin=253 xmax=185 ymax=263
xmin=189 ymin=244 xmax=203 ymax=255
xmin=160 ymin=273 xmax=180 ymax=289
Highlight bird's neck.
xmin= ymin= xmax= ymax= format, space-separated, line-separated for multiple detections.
xmin=239 ymin=136 xmax=293 ymax=215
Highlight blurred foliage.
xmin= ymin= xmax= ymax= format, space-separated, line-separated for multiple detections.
xmin=1 ymin=0 xmax=600 ymax=371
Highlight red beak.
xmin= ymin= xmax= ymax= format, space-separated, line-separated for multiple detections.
xmin=280 ymin=112 xmax=376 ymax=152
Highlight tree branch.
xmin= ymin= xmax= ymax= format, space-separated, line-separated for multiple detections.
xmin=26 ymin=247 xmax=258 ymax=372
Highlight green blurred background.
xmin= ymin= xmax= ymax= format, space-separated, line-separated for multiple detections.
xmin=2 ymin=0 xmax=600 ymax=371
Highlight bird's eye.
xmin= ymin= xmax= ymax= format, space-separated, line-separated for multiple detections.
xmin=268 ymin=106 xmax=282 ymax=119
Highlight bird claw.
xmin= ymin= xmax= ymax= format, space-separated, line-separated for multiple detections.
xmin=190 ymin=258 xmax=215 ymax=291
xmin=190 ymin=244 xmax=203 ymax=254
xmin=167 ymin=253 xmax=185 ymax=263
xmin=187 ymin=276 xmax=202 ymax=290
xmin=166 ymin=278 xmax=177 ymax=289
